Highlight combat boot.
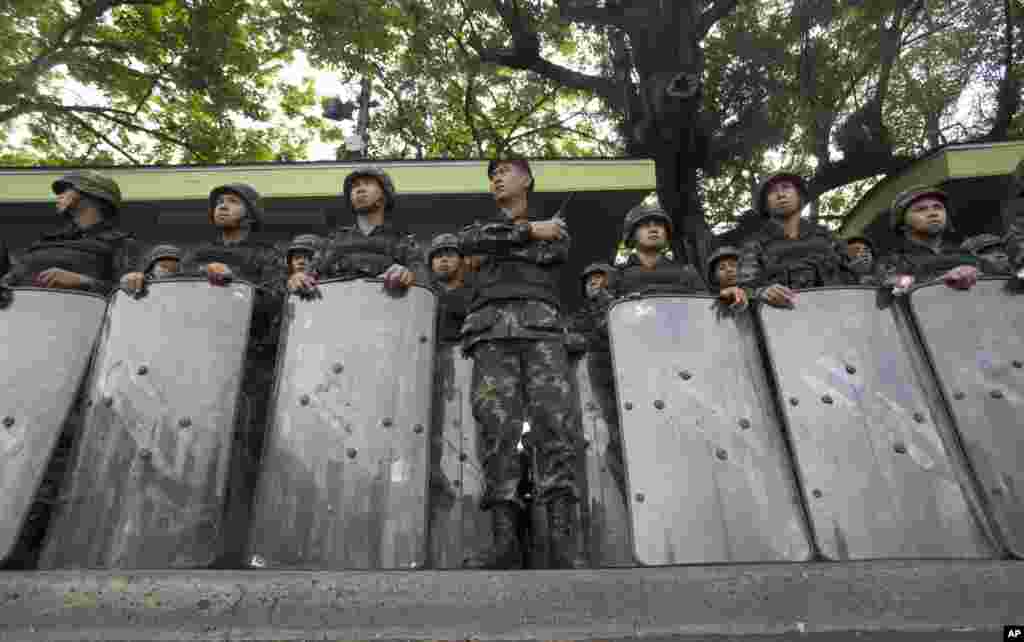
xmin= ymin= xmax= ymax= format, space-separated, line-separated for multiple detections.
xmin=463 ymin=502 xmax=523 ymax=569
xmin=547 ymin=494 xmax=587 ymax=569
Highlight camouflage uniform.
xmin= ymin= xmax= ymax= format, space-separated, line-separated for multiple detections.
xmin=705 ymin=245 xmax=740 ymax=293
xmin=459 ymin=206 xmax=581 ymax=568
xmin=845 ymin=235 xmax=878 ymax=285
xmin=613 ymin=204 xmax=706 ymax=296
xmin=428 ymin=233 xmax=471 ymax=343
xmin=1002 ymin=159 xmax=1024 ymax=275
xmin=962 ymin=233 xmax=1012 ymax=276
xmin=142 ymin=244 xmax=183 ymax=279
xmin=0 ymin=239 xmax=9 ymax=278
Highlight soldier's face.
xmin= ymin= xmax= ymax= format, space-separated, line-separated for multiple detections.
xmin=155 ymin=258 xmax=179 ymax=274
xmin=289 ymin=252 xmax=311 ymax=274
xmin=350 ymin=176 xmax=385 ymax=212
xmin=766 ymin=181 xmax=802 ymax=217
xmin=489 ymin=163 xmax=531 ymax=201
xmin=431 ymin=250 xmax=461 ymax=278
xmin=906 ymin=197 xmax=947 ymax=236
xmin=55 ymin=189 xmax=80 ymax=215
xmin=213 ymin=193 xmax=247 ymax=229
xmin=634 ymin=220 xmax=667 ymax=250
xmin=716 ymin=256 xmax=738 ymax=287
xmin=847 ymin=241 xmax=869 ymax=260
xmin=586 ymin=272 xmax=609 ymax=292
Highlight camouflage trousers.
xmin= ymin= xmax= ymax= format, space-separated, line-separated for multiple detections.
xmin=469 ymin=339 xmax=581 ymax=510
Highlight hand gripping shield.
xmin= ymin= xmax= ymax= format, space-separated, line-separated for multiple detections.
xmin=908 ymin=277 xmax=1024 ymax=557
xmin=0 ymin=289 xmax=107 ymax=564
xmin=248 ymin=278 xmax=436 ymax=569
xmin=39 ymin=279 xmax=253 ymax=568
xmin=759 ymin=286 xmax=996 ymax=560
xmin=608 ymin=294 xmax=812 ymax=565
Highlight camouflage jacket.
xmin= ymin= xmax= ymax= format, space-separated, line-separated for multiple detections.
xmin=566 ymin=291 xmax=614 ymax=354
xmin=875 ymin=235 xmax=979 ymax=284
xmin=737 ymin=218 xmax=854 ymax=292
xmin=0 ymin=239 xmax=8 ymax=278
xmin=1004 ymin=198 xmax=1024 ymax=271
xmin=316 ymin=222 xmax=426 ymax=283
xmin=2 ymin=219 xmax=142 ymax=295
xmin=459 ymin=210 xmax=570 ymax=313
xmin=614 ymin=253 xmax=706 ymax=297
xmin=461 ymin=299 xmax=565 ymax=353
xmin=431 ymin=277 xmax=472 ymax=343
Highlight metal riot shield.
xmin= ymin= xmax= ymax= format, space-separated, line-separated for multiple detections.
xmin=429 ymin=342 xmax=490 ymax=569
xmin=39 ymin=279 xmax=253 ymax=569
xmin=249 ymin=279 xmax=436 ymax=569
xmin=608 ymin=295 xmax=812 ymax=565
xmin=572 ymin=352 xmax=632 ymax=567
xmin=908 ymin=278 xmax=1024 ymax=556
xmin=759 ymin=287 xmax=994 ymax=560
xmin=0 ymin=289 xmax=107 ymax=564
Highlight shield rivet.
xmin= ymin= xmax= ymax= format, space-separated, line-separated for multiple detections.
xmin=1013 ymin=360 xmax=1023 ymax=369
xmin=845 ymin=365 xmax=857 ymax=375
xmin=249 ymin=555 xmax=267 ymax=568
xmin=299 ymin=394 xmax=310 ymax=406
xmin=332 ymin=363 xmax=344 ymax=374
xmin=812 ymin=489 xmax=823 ymax=499
xmin=653 ymin=399 xmax=665 ymax=410
xmin=912 ymin=412 xmax=925 ymax=423
xmin=679 ymin=370 xmax=692 ymax=381
xmin=738 ymin=418 xmax=751 ymax=430
xmin=953 ymin=391 xmax=966 ymax=400
xmin=419 ymin=335 xmax=429 ymax=343
xmin=179 ymin=417 xmax=192 ymax=428
xmin=139 ymin=448 xmax=152 ymax=460
xmin=634 ymin=493 xmax=645 ymax=503
xmin=991 ymin=389 xmax=1004 ymax=399
xmin=821 ymin=394 xmax=833 ymax=405
xmin=137 ymin=365 xmax=148 ymax=375
xmin=2 ymin=416 xmax=13 ymax=428
xmin=459 ymin=452 xmax=468 ymax=462
xmin=789 ymin=397 xmax=799 ymax=406
xmin=413 ymin=424 xmax=424 ymax=434
xmin=893 ymin=441 xmax=907 ymax=454
xmin=624 ymin=402 xmax=633 ymax=410
xmin=715 ymin=448 xmax=728 ymax=461
xmin=103 ymin=396 xmax=113 ymax=407
xmin=346 ymin=448 xmax=357 ymax=459
xmin=381 ymin=417 xmax=393 ymax=427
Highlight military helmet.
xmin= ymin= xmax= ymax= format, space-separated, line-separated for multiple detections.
xmin=142 ymin=244 xmax=183 ymax=273
xmin=846 ymin=234 xmax=874 ymax=250
xmin=580 ymin=262 xmax=614 ymax=296
xmin=623 ymin=203 xmax=673 ymax=243
xmin=428 ymin=233 xmax=462 ymax=260
xmin=287 ymin=234 xmax=321 ymax=257
xmin=705 ymin=245 xmax=740 ymax=285
xmin=889 ymin=185 xmax=952 ymax=231
xmin=343 ymin=166 xmax=396 ymax=212
xmin=209 ymin=183 xmax=265 ymax=231
xmin=52 ymin=170 xmax=123 ymax=214
xmin=756 ymin=171 xmax=809 ymax=217
xmin=487 ymin=157 xmax=534 ymax=193
xmin=961 ymin=233 xmax=1003 ymax=255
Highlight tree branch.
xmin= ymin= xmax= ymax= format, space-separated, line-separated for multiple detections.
xmin=808 ymin=153 xmax=915 ymax=197
xmin=64 ymin=112 xmax=142 ymax=165
xmin=479 ymin=48 xmax=625 ymax=110
xmin=699 ymin=0 xmax=741 ymax=37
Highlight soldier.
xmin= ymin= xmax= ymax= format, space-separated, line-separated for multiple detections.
xmin=459 ymin=158 xmax=583 ymax=569
xmin=291 ymin=166 xmax=425 ymax=296
xmin=845 ymin=235 xmax=878 ymax=285
xmin=719 ymin=172 xmax=853 ymax=309
xmin=1003 ymin=159 xmax=1024 ymax=280
xmin=1 ymin=171 xmax=140 ymax=295
xmin=428 ymin=232 xmax=471 ymax=343
xmin=612 ymin=203 xmax=706 ymax=296
xmin=285 ymin=234 xmax=322 ymax=300
xmin=875 ymin=186 xmax=979 ymax=294
xmin=566 ymin=263 xmax=616 ymax=356
xmin=705 ymin=245 xmax=739 ymax=293
xmin=962 ymin=233 xmax=1012 ymax=276
xmin=118 ymin=244 xmax=183 ymax=296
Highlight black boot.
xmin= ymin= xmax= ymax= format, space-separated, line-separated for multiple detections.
xmin=548 ymin=495 xmax=587 ymax=569
xmin=463 ymin=502 xmax=523 ymax=569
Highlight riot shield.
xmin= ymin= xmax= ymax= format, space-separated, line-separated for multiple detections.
xmin=249 ymin=278 xmax=436 ymax=569
xmin=429 ymin=342 xmax=490 ymax=569
xmin=759 ymin=287 xmax=994 ymax=560
xmin=39 ymin=279 xmax=253 ymax=569
xmin=608 ymin=295 xmax=812 ymax=565
xmin=572 ymin=352 xmax=632 ymax=567
xmin=0 ymin=289 xmax=107 ymax=564
xmin=908 ymin=278 xmax=1024 ymax=556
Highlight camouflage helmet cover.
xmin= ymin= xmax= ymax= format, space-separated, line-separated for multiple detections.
xmin=209 ymin=183 xmax=265 ymax=231
xmin=705 ymin=245 xmax=740 ymax=285
xmin=756 ymin=171 xmax=809 ymax=216
xmin=343 ymin=166 xmax=396 ymax=212
xmin=288 ymin=234 xmax=321 ymax=257
xmin=961 ymin=233 xmax=1004 ymax=255
xmin=143 ymin=244 xmax=183 ymax=273
xmin=428 ymin=233 xmax=462 ymax=260
xmin=623 ymin=203 xmax=673 ymax=243
xmin=580 ymin=262 xmax=615 ymax=295
xmin=487 ymin=157 xmax=535 ymax=193
xmin=889 ymin=185 xmax=952 ymax=231
xmin=52 ymin=170 xmax=123 ymax=213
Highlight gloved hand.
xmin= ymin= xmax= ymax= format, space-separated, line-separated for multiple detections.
xmin=205 ymin=263 xmax=233 ymax=286
xmin=891 ymin=274 xmax=915 ymax=296
xmin=942 ymin=265 xmax=978 ymax=290
xmin=757 ymin=284 xmax=798 ymax=308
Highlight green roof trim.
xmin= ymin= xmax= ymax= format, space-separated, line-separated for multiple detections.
xmin=840 ymin=140 xmax=1024 ymax=237
xmin=0 ymin=159 xmax=656 ymax=204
